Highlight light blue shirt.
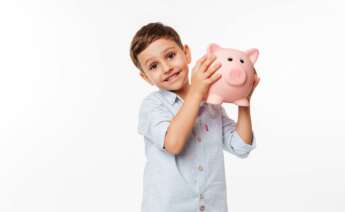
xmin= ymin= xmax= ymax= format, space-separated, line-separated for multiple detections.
xmin=137 ymin=89 xmax=256 ymax=212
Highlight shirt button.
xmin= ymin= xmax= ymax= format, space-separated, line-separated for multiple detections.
xmin=196 ymin=136 xmax=202 ymax=143
xmin=198 ymin=165 xmax=204 ymax=171
xmin=200 ymin=205 xmax=205 ymax=211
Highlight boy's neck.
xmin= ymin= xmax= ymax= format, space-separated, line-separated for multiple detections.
xmin=173 ymin=82 xmax=191 ymax=101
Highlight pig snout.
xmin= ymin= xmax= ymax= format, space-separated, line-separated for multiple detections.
xmin=224 ymin=68 xmax=247 ymax=86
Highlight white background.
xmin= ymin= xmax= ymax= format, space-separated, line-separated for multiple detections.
xmin=1 ymin=0 xmax=344 ymax=211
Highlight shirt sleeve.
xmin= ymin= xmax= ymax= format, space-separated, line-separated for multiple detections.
xmin=137 ymin=95 xmax=173 ymax=153
xmin=221 ymin=105 xmax=256 ymax=158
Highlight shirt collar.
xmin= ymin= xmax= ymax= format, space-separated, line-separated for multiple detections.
xmin=158 ymin=89 xmax=206 ymax=106
xmin=159 ymin=89 xmax=180 ymax=104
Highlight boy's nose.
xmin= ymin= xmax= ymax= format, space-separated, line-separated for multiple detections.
xmin=162 ymin=62 xmax=173 ymax=74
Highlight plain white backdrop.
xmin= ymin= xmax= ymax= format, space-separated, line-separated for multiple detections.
xmin=1 ymin=0 xmax=344 ymax=211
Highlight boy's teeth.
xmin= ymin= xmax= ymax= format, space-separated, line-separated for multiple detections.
xmin=167 ymin=72 xmax=179 ymax=81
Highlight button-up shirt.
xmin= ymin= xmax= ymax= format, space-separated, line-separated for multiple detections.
xmin=137 ymin=89 xmax=256 ymax=212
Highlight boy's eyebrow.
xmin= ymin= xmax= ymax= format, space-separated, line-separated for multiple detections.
xmin=144 ymin=46 xmax=176 ymax=66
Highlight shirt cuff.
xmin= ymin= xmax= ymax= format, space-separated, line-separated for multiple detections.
xmin=158 ymin=122 xmax=170 ymax=153
xmin=232 ymin=130 xmax=256 ymax=152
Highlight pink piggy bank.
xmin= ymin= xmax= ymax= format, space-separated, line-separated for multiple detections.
xmin=206 ymin=43 xmax=259 ymax=106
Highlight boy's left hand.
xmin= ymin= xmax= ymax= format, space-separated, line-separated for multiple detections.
xmin=248 ymin=69 xmax=260 ymax=102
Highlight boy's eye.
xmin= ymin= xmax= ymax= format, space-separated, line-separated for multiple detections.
xmin=166 ymin=51 xmax=176 ymax=59
xmin=149 ymin=63 xmax=158 ymax=70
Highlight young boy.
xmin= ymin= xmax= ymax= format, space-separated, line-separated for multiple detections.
xmin=130 ymin=22 xmax=259 ymax=212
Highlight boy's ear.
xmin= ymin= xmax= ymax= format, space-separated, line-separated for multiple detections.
xmin=139 ymin=71 xmax=153 ymax=85
xmin=183 ymin=44 xmax=191 ymax=64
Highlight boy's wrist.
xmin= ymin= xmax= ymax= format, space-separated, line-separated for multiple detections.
xmin=187 ymin=87 xmax=204 ymax=102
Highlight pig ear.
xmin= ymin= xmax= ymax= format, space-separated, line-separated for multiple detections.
xmin=245 ymin=48 xmax=259 ymax=64
xmin=207 ymin=43 xmax=222 ymax=54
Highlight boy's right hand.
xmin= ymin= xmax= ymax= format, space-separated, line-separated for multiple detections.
xmin=190 ymin=54 xmax=222 ymax=100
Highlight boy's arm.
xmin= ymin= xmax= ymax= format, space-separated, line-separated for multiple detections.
xmin=164 ymin=54 xmax=222 ymax=155
xmin=235 ymin=106 xmax=253 ymax=144
xmin=163 ymin=91 xmax=203 ymax=155
xmin=235 ymin=72 xmax=260 ymax=144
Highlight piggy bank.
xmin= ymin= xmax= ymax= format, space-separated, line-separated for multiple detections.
xmin=206 ymin=43 xmax=259 ymax=106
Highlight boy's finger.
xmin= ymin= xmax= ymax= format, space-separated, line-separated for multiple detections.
xmin=195 ymin=55 xmax=207 ymax=67
xmin=206 ymin=71 xmax=222 ymax=84
xmin=193 ymin=55 xmax=207 ymax=72
xmin=254 ymin=77 xmax=260 ymax=88
xmin=204 ymin=62 xmax=222 ymax=79
xmin=200 ymin=55 xmax=217 ymax=72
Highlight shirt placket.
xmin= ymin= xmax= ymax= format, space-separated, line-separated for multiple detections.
xmin=194 ymin=109 xmax=208 ymax=212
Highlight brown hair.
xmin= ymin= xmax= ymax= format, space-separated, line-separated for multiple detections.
xmin=129 ymin=22 xmax=183 ymax=71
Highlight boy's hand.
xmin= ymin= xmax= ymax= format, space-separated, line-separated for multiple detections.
xmin=190 ymin=54 xmax=222 ymax=100
xmin=248 ymin=68 xmax=260 ymax=102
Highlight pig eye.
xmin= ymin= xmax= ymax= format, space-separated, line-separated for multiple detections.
xmin=227 ymin=58 xmax=233 ymax=62
xmin=240 ymin=59 xmax=244 ymax=63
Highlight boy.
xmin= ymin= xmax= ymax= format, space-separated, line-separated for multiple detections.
xmin=130 ymin=22 xmax=259 ymax=212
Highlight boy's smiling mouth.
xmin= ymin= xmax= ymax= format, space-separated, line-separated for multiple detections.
xmin=164 ymin=71 xmax=181 ymax=82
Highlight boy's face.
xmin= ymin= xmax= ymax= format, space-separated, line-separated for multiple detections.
xmin=137 ymin=38 xmax=191 ymax=92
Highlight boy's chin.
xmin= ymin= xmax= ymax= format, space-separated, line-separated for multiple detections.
xmin=166 ymin=86 xmax=182 ymax=92
xmin=167 ymin=81 xmax=188 ymax=91
xmin=161 ymin=81 xmax=179 ymax=90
